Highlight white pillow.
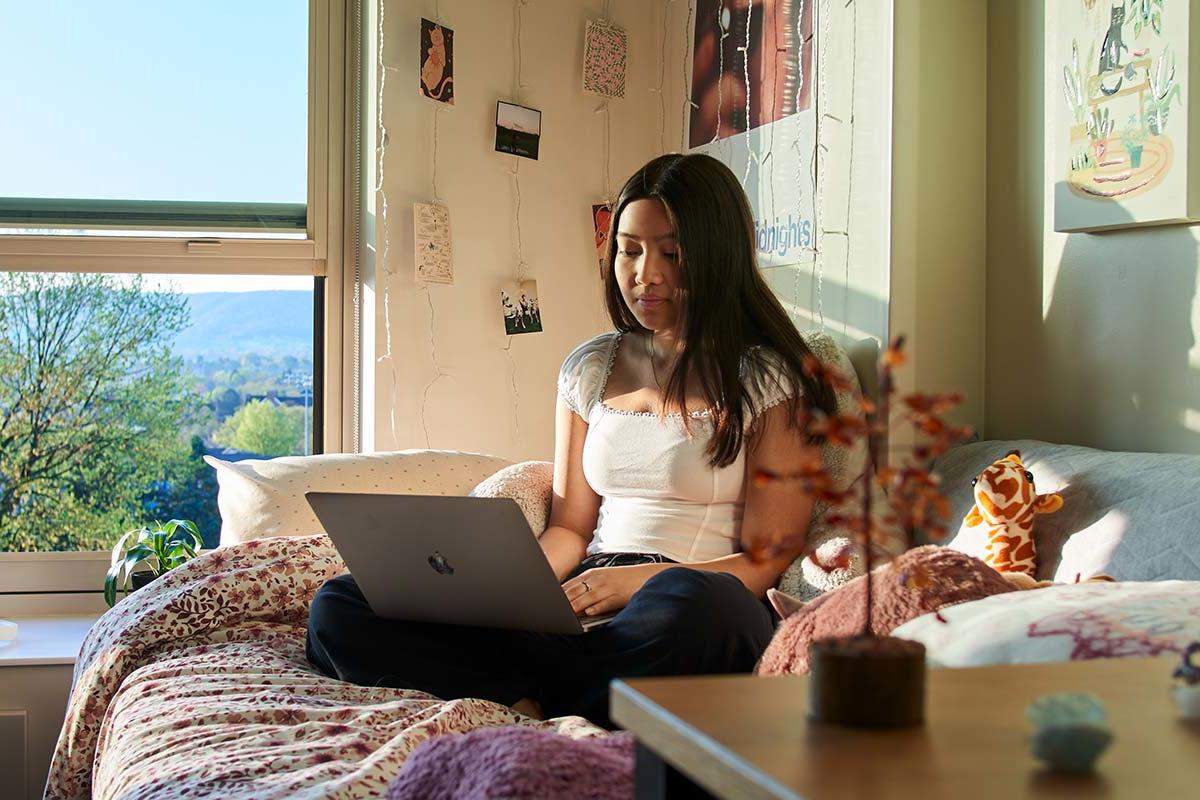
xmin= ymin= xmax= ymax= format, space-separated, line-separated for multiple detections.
xmin=469 ymin=461 xmax=554 ymax=536
xmin=204 ymin=449 xmax=513 ymax=546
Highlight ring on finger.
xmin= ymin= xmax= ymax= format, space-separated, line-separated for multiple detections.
xmin=582 ymin=580 xmax=591 ymax=593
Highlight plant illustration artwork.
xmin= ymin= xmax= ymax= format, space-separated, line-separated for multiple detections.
xmin=1056 ymin=0 xmax=1198 ymax=230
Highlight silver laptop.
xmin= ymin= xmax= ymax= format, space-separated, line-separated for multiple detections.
xmin=305 ymin=492 xmax=613 ymax=634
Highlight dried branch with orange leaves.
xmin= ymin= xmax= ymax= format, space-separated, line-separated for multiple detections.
xmin=745 ymin=336 xmax=974 ymax=633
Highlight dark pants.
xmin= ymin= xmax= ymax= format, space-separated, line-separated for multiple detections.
xmin=305 ymin=553 xmax=775 ymax=728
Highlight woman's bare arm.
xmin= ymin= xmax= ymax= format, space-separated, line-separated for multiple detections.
xmin=709 ymin=398 xmax=821 ymax=595
xmin=540 ymin=395 xmax=602 ymax=581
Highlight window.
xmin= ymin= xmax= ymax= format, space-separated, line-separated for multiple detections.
xmin=0 ymin=1 xmax=358 ymax=596
xmin=0 ymin=272 xmax=318 ymax=555
xmin=0 ymin=2 xmax=307 ymax=227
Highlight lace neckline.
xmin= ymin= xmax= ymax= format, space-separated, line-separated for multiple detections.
xmin=596 ymin=331 xmax=713 ymax=419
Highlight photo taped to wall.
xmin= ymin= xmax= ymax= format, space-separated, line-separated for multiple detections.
xmin=495 ymin=101 xmax=542 ymax=160
xmin=591 ymin=203 xmax=612 ymax=276
xmin=420 ymin=18 xmax=454 ymax=105
xmin=500 ymin=279 xmax=542 ymax=335
xmin=583 ymin=18 xmax=628 ymax=98
xmin=414 ymin=202 xmax=454 ymax=285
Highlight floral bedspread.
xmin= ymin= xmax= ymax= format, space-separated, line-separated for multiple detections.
xmin=45 ymin=535 xmax=604 ymax=800
xmin=892 ymin=580 xmax=1200 ymax=668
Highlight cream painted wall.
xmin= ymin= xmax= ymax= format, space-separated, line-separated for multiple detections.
xmin=369 ymin=0 xmax=660 ymax=459
xmin=987 ymin=0 xmax=1200 ymax=454
xmin=367 ymin=0 xmax=898 ymax=461
xmin=889 ymin=0 xmax=988 ymax=439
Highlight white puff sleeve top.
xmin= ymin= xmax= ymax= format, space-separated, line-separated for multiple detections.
xmin=556 ymin=331 xmax=797 ymax=563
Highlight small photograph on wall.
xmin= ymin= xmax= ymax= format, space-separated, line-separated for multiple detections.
xmin=419 ymin=19 xmax=454 ymax=105
xmin=414 ymin=202 xmax=454 ymax=285
xmin=583 ymin=19 xmax=628 ymax=99
xmin=495 ymin=101 xmax=541 ymax=160
xmin=591 ymin=202 xmax=612 ymax=276
xmin=500 ymin=279 xmax=543 ymax=335
xmin=1054 ymin=0 xmax=1199 ymax=231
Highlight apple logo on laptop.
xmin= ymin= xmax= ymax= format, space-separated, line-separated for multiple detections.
xmin=428 ymin=550 xmax=455 ymax=576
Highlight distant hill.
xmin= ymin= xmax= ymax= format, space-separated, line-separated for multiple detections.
xmin=173 ymin=291 xmax=313 ymax=358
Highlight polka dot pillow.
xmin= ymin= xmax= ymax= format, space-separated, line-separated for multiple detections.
xmin=204 ymin=449 xmax=514 ymax=546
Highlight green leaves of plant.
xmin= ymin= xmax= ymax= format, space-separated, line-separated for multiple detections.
xmin=103 ymin=518 xmax=203 ymax=608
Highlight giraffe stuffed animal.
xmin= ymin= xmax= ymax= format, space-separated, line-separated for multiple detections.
xmin=963 ymin=450 xmax=1063 ymax=589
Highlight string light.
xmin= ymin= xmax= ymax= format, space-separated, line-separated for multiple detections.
xmin=654 ymin=0 xmax=669 ymax=153
xmin=808 ymin=0 xmax=831 ymax=331
xmin=419 ymin=292 xmax=451 ymax=446
xmin=711 ymin=2 xmax=726 ymax=143
xmin=739 ymin=0 xmax=755 ymax=184
xmin=375 ymin=0 xmax=401 ymax=447
xmin=680 ymin=1 xmax=695 ymax=152
xmin=431 ymin=106 xmax=442 ymax=203
xmin=502 ymin=0 xmax=532 ymax=441
xmin=418 ymin=1 xmax=451 ymax=448
xmin=839 ymin=0 xmax=857 ymax=338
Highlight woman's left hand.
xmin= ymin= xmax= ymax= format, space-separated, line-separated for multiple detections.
xmin=563 ymin=564 xmax=665 ymax=617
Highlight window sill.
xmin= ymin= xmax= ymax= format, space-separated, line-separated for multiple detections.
xmin=0 ymin=615 xmax=100 ymax=667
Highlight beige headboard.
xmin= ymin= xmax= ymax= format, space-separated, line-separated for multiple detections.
xmin=844 ymin=337 xmax=884 ymax=467
xmin=844 ymin=337 xmax=881 ymax=410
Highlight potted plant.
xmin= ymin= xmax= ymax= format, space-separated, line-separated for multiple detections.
xmin=1086 ymin=107 xmax=1114 ymax=162
xmin=1146 ymin=46 xmax=1181 ymax=136
xmin=748 ymin=337 xmax=973 ymax=727
xmin=1062 ymin=40 xmax=1089 ymax=144
xmin=104 ymin=519 xmax=203 ymax=608
xmin=1120 ymin=117 xmax=1147 ymax=168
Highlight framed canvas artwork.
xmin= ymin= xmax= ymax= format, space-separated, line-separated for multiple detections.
xmin=1055 ymin=0 xmax=1200 ymax=232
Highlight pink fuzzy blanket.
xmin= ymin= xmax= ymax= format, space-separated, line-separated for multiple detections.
xmin=387 ymin=728 xmax=634 ymax=800
xmin=757 ymin=546 xmax=1016 ymax=675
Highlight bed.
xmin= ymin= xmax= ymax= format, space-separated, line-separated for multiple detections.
xmin=44 ymin=535 xmax=602 ymax=800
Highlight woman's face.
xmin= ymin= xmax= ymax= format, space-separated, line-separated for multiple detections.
xmin=614 ymin=198 xmax=683 ymax=333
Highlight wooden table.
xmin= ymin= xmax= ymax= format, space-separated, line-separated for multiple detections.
xmin=611 ymin=656 xmax=1200 ymax=799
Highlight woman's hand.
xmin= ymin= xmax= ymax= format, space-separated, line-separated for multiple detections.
xmin=562 ymin=564 xmax=665 ymax=616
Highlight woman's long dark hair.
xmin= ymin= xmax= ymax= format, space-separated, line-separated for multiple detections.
xmin=602 ymin=153 xmax=837 ymax=468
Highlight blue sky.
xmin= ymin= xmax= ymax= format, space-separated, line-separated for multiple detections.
xmin=0 ymin=2 xmax=307 ymax=204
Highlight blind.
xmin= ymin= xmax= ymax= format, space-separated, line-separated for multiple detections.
xmin=0 ymin=198 xmax=307 ymax=232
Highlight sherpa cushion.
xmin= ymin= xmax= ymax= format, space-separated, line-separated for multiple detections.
xmin=205 ymin=449 xmax=512 ymax=546
xmin=757 ymin=546 xmax=1016 ymax=675
xmin=386 ymin=728 xmax=633 ymax=800
xmin=469 ymin=460 xmax=554 ymax=536
xmin=774 ymin=331 xmax=903 ymax=600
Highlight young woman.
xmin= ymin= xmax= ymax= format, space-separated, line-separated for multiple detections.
xmin=306 ymin=153 xmax=836 ymax=727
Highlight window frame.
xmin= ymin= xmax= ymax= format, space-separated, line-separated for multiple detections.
xmin=0 ymin=0 xmax=358 ymax=599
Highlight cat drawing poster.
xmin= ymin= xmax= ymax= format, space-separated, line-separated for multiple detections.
xmin=420 ymin=19 xmax=454 ymax=105
xmin=1055 ymin=0 xmax=1199 ymax=231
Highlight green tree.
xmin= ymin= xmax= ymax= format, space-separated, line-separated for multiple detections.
xmin=209 ymin=387 xmax=241 ymax=420
xmin=213 ymin=400 xmax=304 ymax=457
xmin=0 ymin=272 xmax=197 ymax=552
xmin=142 ymin=436 xmax=222 ymax=549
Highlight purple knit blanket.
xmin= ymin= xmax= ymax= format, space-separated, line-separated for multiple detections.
xmin=386 ymin=727 xmax=634 ymax=800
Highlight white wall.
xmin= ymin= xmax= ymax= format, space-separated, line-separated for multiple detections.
xmin=987 ymin=0 xmax=1200 ymax=454
xmin=369 ymin=0 xmax=660 ymax=459
xmin=367 ymin=0 xmax=897 ymax=460
xmin=890 ymin=0 xmax=988 ymax=437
